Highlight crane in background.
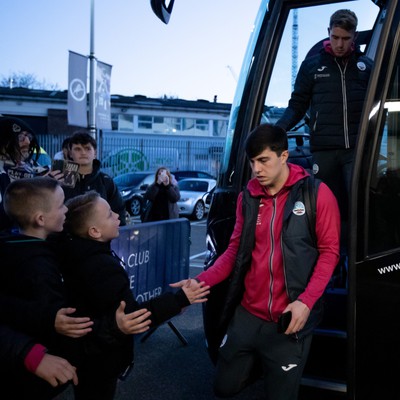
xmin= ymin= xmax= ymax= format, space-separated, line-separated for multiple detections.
xmin=291 ymin=9 xmax=298 ymax=90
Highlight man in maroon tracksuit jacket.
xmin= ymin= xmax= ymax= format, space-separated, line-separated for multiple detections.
xmin=196 ymin=124 xmax=340 ymax=400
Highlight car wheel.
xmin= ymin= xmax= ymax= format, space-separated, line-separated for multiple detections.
xmin=129 ymin=198 xmax=142 ymax=216
xmin=192 ymin=201 xmax=205 ymax=221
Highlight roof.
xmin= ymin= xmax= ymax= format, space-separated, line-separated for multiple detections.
xmin=0 ymin=87 xmax=232 ymax=114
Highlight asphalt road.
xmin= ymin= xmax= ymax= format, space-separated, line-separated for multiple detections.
xmin=55 ymin=218 xmax=346 ymax=400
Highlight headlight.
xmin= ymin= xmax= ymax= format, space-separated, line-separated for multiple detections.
xmin=121 ymin=190 xmax=132 ymax=197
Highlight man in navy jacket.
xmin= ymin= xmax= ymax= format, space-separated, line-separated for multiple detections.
xmin=276 ymin=9 xmax=372 ymax=223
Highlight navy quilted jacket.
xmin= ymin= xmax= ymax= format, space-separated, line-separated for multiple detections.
xmin=277 ymin=47 xmax=373 ymax=151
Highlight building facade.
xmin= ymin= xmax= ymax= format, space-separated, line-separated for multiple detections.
xmin=0 ymin=87 xmax=231 ymax=176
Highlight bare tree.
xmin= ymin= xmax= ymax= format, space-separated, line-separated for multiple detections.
xmin=0 ymin=72 xmax=59 ymax=90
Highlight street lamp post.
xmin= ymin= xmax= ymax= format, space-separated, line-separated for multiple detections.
xmin=88 ymin=0 xmax=97 ymax=140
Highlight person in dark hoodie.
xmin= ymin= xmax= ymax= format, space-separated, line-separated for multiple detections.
xmin=276 ymin=9 xmax=372 ymax=243
xmin=194 ymin=124 xmax=340 ymax=400
xmin=63 ymin=131 xmax=127 ymax=225
xmin=0 ymin=177 xmax=95 ymax=399
xmin=61 ymin=191 xmax=210 ymax=400
xmin=0 ymin=177 xmax=150 ymax=399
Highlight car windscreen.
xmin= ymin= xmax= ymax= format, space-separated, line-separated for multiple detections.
xmin=114 ymin=173 xmax=149 ymax=186
xmin=179 ymin=180 xmax=209 ymax=192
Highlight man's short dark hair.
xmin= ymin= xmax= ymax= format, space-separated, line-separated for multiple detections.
xmin=4 ymin=177 xmax=60 ymax=229
xmin=69 ymin=131 xmax=97 ymax=150
xmin=329 ymin=9 xmax=358 ymax=32
xmin=245 ymin=124 xmax=288 ymax=159
xmin=61 ymin=137 xmax=70 ymax=149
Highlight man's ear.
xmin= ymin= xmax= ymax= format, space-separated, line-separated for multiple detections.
xmin=33 ymin=211 xmax=45 ymax=228
xmin=281 ymin=150 xmax=289 ymax=163
xmin=88 ymin=225 xmax=102 ymax=240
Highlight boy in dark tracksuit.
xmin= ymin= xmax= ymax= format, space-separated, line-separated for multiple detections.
xmin=0 ymin=177 xmax=92 ymax=399
xmin=61 ymin=191 xmax=210 ymax=400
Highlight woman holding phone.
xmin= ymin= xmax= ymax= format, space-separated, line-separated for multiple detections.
xmin=142 ymin=167 xmax=180 ymax=222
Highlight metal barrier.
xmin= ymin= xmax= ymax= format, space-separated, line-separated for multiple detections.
xmin=111 ymin=218 xmax=191 ymax=344
xmin=111 ymin=218 xmax=190 ymax=302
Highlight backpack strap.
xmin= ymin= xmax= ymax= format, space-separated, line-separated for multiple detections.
xmin=302 ymin=174 xmax=320 ymax=246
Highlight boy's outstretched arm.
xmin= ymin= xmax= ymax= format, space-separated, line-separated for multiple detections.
xmin=115 ymin=301 xmax=152 ymax=335
xmin=169 ymin=279 xmax=210 ymax=304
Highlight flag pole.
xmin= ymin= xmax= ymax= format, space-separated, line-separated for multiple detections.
xmin=88 ymin=0 xmax=97 ymax=140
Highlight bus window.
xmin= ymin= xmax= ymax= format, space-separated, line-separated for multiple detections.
xmin=368 ymin=55 xmax=400 ymax=254
xmin=221 ymin=0 xmax=268 ymax=175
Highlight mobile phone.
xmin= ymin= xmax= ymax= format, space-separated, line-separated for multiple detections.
xmin=277 ymin=311 xmax=292 ymax=334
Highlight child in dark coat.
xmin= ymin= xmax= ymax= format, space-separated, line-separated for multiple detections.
xmin=0 ymin=177 xmax=93 ymax=399
xmin=61 ymin=190 xmax=209 ymax=400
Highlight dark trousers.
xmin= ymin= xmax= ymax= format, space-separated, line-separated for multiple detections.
xmin=214 ymin=305 xmax=312 ymax=400
xmin=312 ymin=148 xmax=353 ymax=256
xmin=312 ymin=148 xmax=354 ymax=220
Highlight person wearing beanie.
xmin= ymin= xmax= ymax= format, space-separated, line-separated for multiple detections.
xmin=0 ymin=116 xmax=49 ymax=231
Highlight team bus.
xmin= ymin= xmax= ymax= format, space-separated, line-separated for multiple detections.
xmin=191 ymin=0 xmax=400 ymax=398
xmin=150 ymin=0 xmax=400 ymax=397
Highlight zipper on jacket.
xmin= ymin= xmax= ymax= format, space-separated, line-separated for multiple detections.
xmin=335 ymin=58 xmax=350 ymax=148
xmin=281 ymin=234 xmax=290 ymax=301
xmin=313 ymin=112 xmax=318 ymax=132
xmin=267 ymin=196 xmax=277 ymax=320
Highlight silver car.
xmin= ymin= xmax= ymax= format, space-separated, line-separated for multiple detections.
xmin=177 ymin=178 xmax=216 ymax=221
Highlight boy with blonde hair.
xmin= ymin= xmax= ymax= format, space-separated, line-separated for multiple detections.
xmin=0 ymin=177 xmax=93 ymax=399
xmin=61 ymin=190 xmax=210 ymax=400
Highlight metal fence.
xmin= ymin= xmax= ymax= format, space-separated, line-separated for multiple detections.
xmin=37 ymin=131 xmax=226 ymax=178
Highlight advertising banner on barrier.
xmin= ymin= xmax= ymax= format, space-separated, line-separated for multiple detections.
xmin=111 ymin=219 xmax=190 ymax=302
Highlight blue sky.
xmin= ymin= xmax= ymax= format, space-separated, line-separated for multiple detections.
xmin=1 ymin=1 xmax=379 ymax=105
xmin=1 ymin=0 xmax=259 ymax=104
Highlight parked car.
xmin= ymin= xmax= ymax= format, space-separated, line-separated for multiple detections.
xmin=113 ymin=172 xmax=154 ymax=216
xmin=177 ymin=178 xmax=217 ymax=221
xmin=171 ymin=170 xmax=216 ymax=181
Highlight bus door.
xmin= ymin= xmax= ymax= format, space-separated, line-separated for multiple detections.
xmin=349 ymin=1 xmax=400 ymax=398
xmin=204 ymin=0 xmax=391 ymax=396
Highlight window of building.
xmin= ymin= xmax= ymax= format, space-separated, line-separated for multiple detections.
xmin=165 ymin=117 xmax=182 ymax=133
xmin=118 ymin=114 xmax=134 ymax=131
xmin=138 ymin=115 xmax=153 ymax=130
xmin=213 ymin=120 xmax=228 ymax=137
xmin=196 ymin=119 xmax=209 ymax=132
